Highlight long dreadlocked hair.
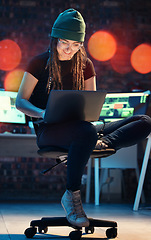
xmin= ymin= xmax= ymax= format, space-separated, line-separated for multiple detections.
xmin=45 ymin=38 xmax=87 ymax=93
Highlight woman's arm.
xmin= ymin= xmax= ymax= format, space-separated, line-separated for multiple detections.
xmin=84 ymin=76 xmax=96 ymax=91
xmin=16 ymin=72 xmax=45 ymax=119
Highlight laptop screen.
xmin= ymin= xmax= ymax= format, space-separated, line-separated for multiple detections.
xmin=99 ymin=91 xmax=150 ymax=123
xmin=0 ymin=90 xmax=26 ymax=125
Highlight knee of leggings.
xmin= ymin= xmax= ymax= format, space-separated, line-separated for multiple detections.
xmin=140 ymin=115 xmax=151 ymax=126
xmin=76 ymin=121 xmax=98 ymax=146
xmin=137 ymin=115 xmax=151 ymax=135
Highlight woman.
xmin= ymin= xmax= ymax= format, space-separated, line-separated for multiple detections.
xmin=16 ymin=8 xmax=151 ymax=228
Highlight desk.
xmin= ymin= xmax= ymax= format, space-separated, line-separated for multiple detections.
xmin=0 ymin=133 xmax=40 ymax=158
xmin=133 ymin=134 xmax=151 ymax=210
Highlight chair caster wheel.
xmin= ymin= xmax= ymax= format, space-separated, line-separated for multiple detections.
xmin=106 ymin=227 xmax=117 ymax=238
xmin=24 ymin=227 xmax=37 ymax=238
xmin=85 ymin=226 xmax=95 ymax=234
xmin=69 ymin=230 xmax=82 ymax=240
xmin=38 ymin=226 xmax=48 ymax=233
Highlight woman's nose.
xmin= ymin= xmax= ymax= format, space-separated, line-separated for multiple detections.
xmin=65 ymin=45 xmax=71 ymax=51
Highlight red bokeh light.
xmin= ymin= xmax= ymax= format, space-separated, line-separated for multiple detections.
xmin=4 ymin=69 xmax=24 ymax=92
xmin=88 ymin=31 xmax=117 ymax=61
xmin=0 ymin=39 xmax=22 ymax=71
xmin=130 ymin=43 xmax=151 ymax=74
xmin=110 ymin=45 xmax=133 ymax=74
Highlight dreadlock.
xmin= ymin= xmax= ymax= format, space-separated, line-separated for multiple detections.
xmin=45 ymin=38 xmax=87 ymax=93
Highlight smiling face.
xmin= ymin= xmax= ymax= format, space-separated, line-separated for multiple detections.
xmin=57 ymin=38 xmax=83 ymax=61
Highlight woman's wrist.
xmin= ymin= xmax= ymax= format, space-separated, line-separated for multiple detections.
xmin=40 ymin=109 xmax=45 ymax=119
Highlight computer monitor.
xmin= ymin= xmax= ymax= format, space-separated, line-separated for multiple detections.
xmin=0 ymin=89 xmax=26 ymax=125
xmin=99 ymin=91 xmax=150 ymax=123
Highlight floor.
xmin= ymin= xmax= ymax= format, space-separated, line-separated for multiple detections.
xmin=0 ymin=202 xmax=151 ymax=240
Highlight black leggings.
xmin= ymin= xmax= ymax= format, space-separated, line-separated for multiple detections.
xmin=36 ymin=115 xmax=151 ymax=191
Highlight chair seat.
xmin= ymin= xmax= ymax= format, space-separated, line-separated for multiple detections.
xmin=38 ymin=146 xmax=116 ymax=175
xmin=38 ymin=146 xmax=116 ymax=159
xmin=38 ymin=146 xmax=68 ymax=159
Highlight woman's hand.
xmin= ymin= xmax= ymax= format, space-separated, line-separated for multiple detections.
xmin=40 ymin=109 xmax=46 ymax=119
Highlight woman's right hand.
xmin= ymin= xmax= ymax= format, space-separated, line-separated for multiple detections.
xmin=40 ymin=109 xmax=46 ymax=119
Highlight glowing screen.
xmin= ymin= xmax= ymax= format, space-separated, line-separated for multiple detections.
xmin=0 ymin=90 xmax=26 ymax=124
xmin=99 ymin=91 xmax=150 ymax=123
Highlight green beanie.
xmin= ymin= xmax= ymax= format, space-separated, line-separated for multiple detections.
xmin=51 ymin=8 xmax=86 ymax=42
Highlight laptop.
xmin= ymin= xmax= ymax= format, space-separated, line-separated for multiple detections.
xmin=99 ymin=90 xmax=150 ymax=123
xmin=44 ymin=90 xmax=106 ymax=124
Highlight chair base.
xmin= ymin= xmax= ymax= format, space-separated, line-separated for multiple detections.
xmin=24 ymin=216 xmax=118 ymax=239
xmin=28 ymin=147 xmax=118 ymax=239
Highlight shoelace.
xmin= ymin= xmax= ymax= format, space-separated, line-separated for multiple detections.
xmin=72 ymin=193 xmax=86 ymax=218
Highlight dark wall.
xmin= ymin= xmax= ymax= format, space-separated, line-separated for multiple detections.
xmin=1 ymin=0 xmax=151 ymax=92
xmin=0 ymin=0 xmax=151 ymax=202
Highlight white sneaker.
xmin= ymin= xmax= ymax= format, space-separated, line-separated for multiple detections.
xmin=61 ymin=190 xmax=89 ymax=228
xmin=95 ymin=140 xmax=108 ymax=150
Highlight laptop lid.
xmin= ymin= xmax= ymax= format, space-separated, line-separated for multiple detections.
xmin=99 ymin=90 xmax=150 ymax=123
xmin=44 ymin=90 xmax=106 ymax=124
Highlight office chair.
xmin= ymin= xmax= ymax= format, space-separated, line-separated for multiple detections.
xmin=24 ymin=146 xmax=118 ymax=240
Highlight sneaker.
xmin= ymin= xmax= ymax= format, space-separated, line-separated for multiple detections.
xmin=61 ymin=190 xmax=89 ymax=228
xmin=95 ymin=140 xmax=108 ymax=150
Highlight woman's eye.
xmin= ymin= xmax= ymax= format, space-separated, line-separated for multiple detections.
xmin=74 ymin=44 xmax=79 ymax=47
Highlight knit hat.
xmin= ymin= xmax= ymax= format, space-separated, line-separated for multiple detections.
xmin=51 ymin=8 xmax=86 ymax=42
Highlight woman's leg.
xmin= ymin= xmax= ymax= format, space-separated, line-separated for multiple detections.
xmin=66 ymin=121 xmax=98 ymax=190
xmin=37 ymin=120 xmax=98 ymax=190
xmin=96 ymin=115 xmax=151 ymax=150
xmin=37 ymin=120 xmax=98 ymax=227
